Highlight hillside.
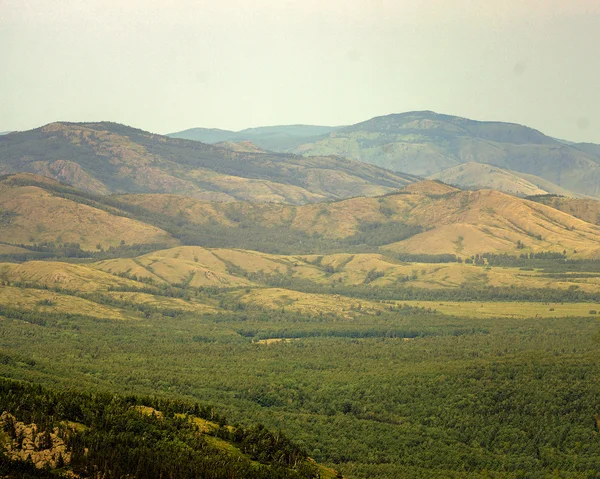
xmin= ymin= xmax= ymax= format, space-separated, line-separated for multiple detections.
xmin=0 ymin=174 xmax=177 ymax=251
xmin=574 ymin=142 xmax=600 ymax=160
xmin=2 ymin=173 xmax=594 ymax=260
xmin=0 ymin=122 xmax=413 ymax=204
xmin=529 ymin=195 xmax=600 ymax=226
xmin=90 ymin=245 xmax=600 ymax=295
xmin=117 ymin=180 xmax=600 ymax=258
xmin=286 ymin=111 xmax=600 ymax=198
xmin=0 ymin=378 xmax=336 ymax=479
xmin=429 ymin=162 xmax=577 ymax=197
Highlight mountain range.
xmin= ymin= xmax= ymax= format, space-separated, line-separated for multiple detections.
xmin=167 ymin=124 xmax=341 ymax=151
xmin=169 ymin=111 xmax=600 ymax=198
xmin=0 ymin=122 xmax=414 ymax=204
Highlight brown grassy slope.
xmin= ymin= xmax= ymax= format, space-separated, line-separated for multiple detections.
xmin=383 ymin=189 xmax=600 ymax=257
xmin=0 ymin=261 xmax=147 ymax=292
xmin=94 ymin=245 xmax=327 ymax=289
xmin=0 ymin=178 xmax=177 ymax=250
xmin=92 ymin=246 xmax=600 ymax=293
xmin=400 ymin=180 xmax=460 ymax=195
xmin=94 ymin=246 xmax=261 ymax=288
xmin=232 ymin=288 xmax=600 ymax=319
xmin=0 ymin=286 xmax=131 ymax=320
xmin=102 ymin=291 xmax=218 ymax=314
xmin=428 ymin=162 xmax=575 ymax=197
xmin=118 ymin=181 xmax=600 ymax=257
xmin=529 ymin=196 xmax=600 ymax=226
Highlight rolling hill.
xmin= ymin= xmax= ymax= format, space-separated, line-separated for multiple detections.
xmin=1 ymin=173 xmax=599 ymax=263
xmin=0 ymin=122 xmax=414 ymax=204
xmin=92 ymin=246 xmax=600 ymax=295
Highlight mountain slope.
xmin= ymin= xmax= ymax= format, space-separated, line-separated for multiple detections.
xmin=290 ymin=111 xmax=600 ymax=198
xmin=2 ymin=174 xmax=597 ymax=259
xmin=0 ymin=174 xmax=177 ymax=250
xmin=92 ymin=245 xmax=600 ymax=295
xmin=0 ymin=122 xmax=415 ymax=204
xmin=429 ymin=162 xmax=577 ymax=197
xmin=528 ymin=195 xmax=600 ymax=226
xmin=118 ymin=180 xmax=600 ymax=258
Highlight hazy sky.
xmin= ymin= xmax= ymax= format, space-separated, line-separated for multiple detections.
xmin=1 ymin=0 xmax=599 ymax=142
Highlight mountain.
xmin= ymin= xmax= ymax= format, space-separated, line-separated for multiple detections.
xmin=573 ymin=142 xmax=600 ymax=160
xmin=168 ymin=124 xmax=342 ymax=151
xmin=429 ymin=162 xmax=578 ymax=197
xmin=2 ymin=173 xmax=600 ymax=479
xmin=0 ymin=122 xmax=415 ymax=204
xmin=287 ymin=111 xmax=600 ymax=198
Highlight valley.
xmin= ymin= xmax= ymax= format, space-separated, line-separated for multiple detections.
xmin=1 ymin=118 xmax=600 ymax=478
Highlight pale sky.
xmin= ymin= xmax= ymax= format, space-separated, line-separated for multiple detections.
xmin=1 ymin=0 xmax=599 ymax=142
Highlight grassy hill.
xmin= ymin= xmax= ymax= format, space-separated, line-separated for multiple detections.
xmin=118 ymin=180 xmax=600 ymax=258
xmin=1 ymin=173 xmax=598 ymax=261
xmin=0 ymin=174 xmax=177 ymax=251
xmin=528 ymin=195 xmax=600 ymax=225
xmin=1 ymin=173 xmax=600 ymax=479
xmin=0 ymin=122 xmax=413 ymax=204
xmin=91 ymin=245 xmax=600 ymax=297
xmin=286 ymin=111 xmax=600 ymax=198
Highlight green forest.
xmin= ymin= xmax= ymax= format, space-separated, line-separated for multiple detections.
xmin=2 ymin=300 xmax=600 ymax=477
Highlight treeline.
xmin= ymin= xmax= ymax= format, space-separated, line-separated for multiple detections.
xmin=256 ymin=272 xmax=600 ymax=303
xmin=388 ymin=252 xmax=460 ymax=263
xmin=0 ymin=304 xmax=104 ymax=327
xmin=482 ymin=252 xmax=600 ymax=272
xmin=236 ymin=326 xmax=484 ymax=342
xmin=0 ymin=241 xmax=172 ymax=263
xmin=0 ymin=377 xmax=321 ymax=479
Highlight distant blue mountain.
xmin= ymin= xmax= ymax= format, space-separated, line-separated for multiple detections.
xmin=167 ymin=124 xmax=342 ymax=151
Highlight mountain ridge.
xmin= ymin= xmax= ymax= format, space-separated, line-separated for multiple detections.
xmin=0 ymin=121 xmax=415 ymax=204
xmin=289 ymin=111 xmax=600 ymax=197
xmin=167 ymin=111 xmax=600 ymax=198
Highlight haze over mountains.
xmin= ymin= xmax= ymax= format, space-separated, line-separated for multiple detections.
xmin=170 ymin=111 xmax=600 ymax=198
xmin=0 ymin=122 xmax=414 ymax=204
xmin=168 ymin=125 xmax=341 ymax=152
